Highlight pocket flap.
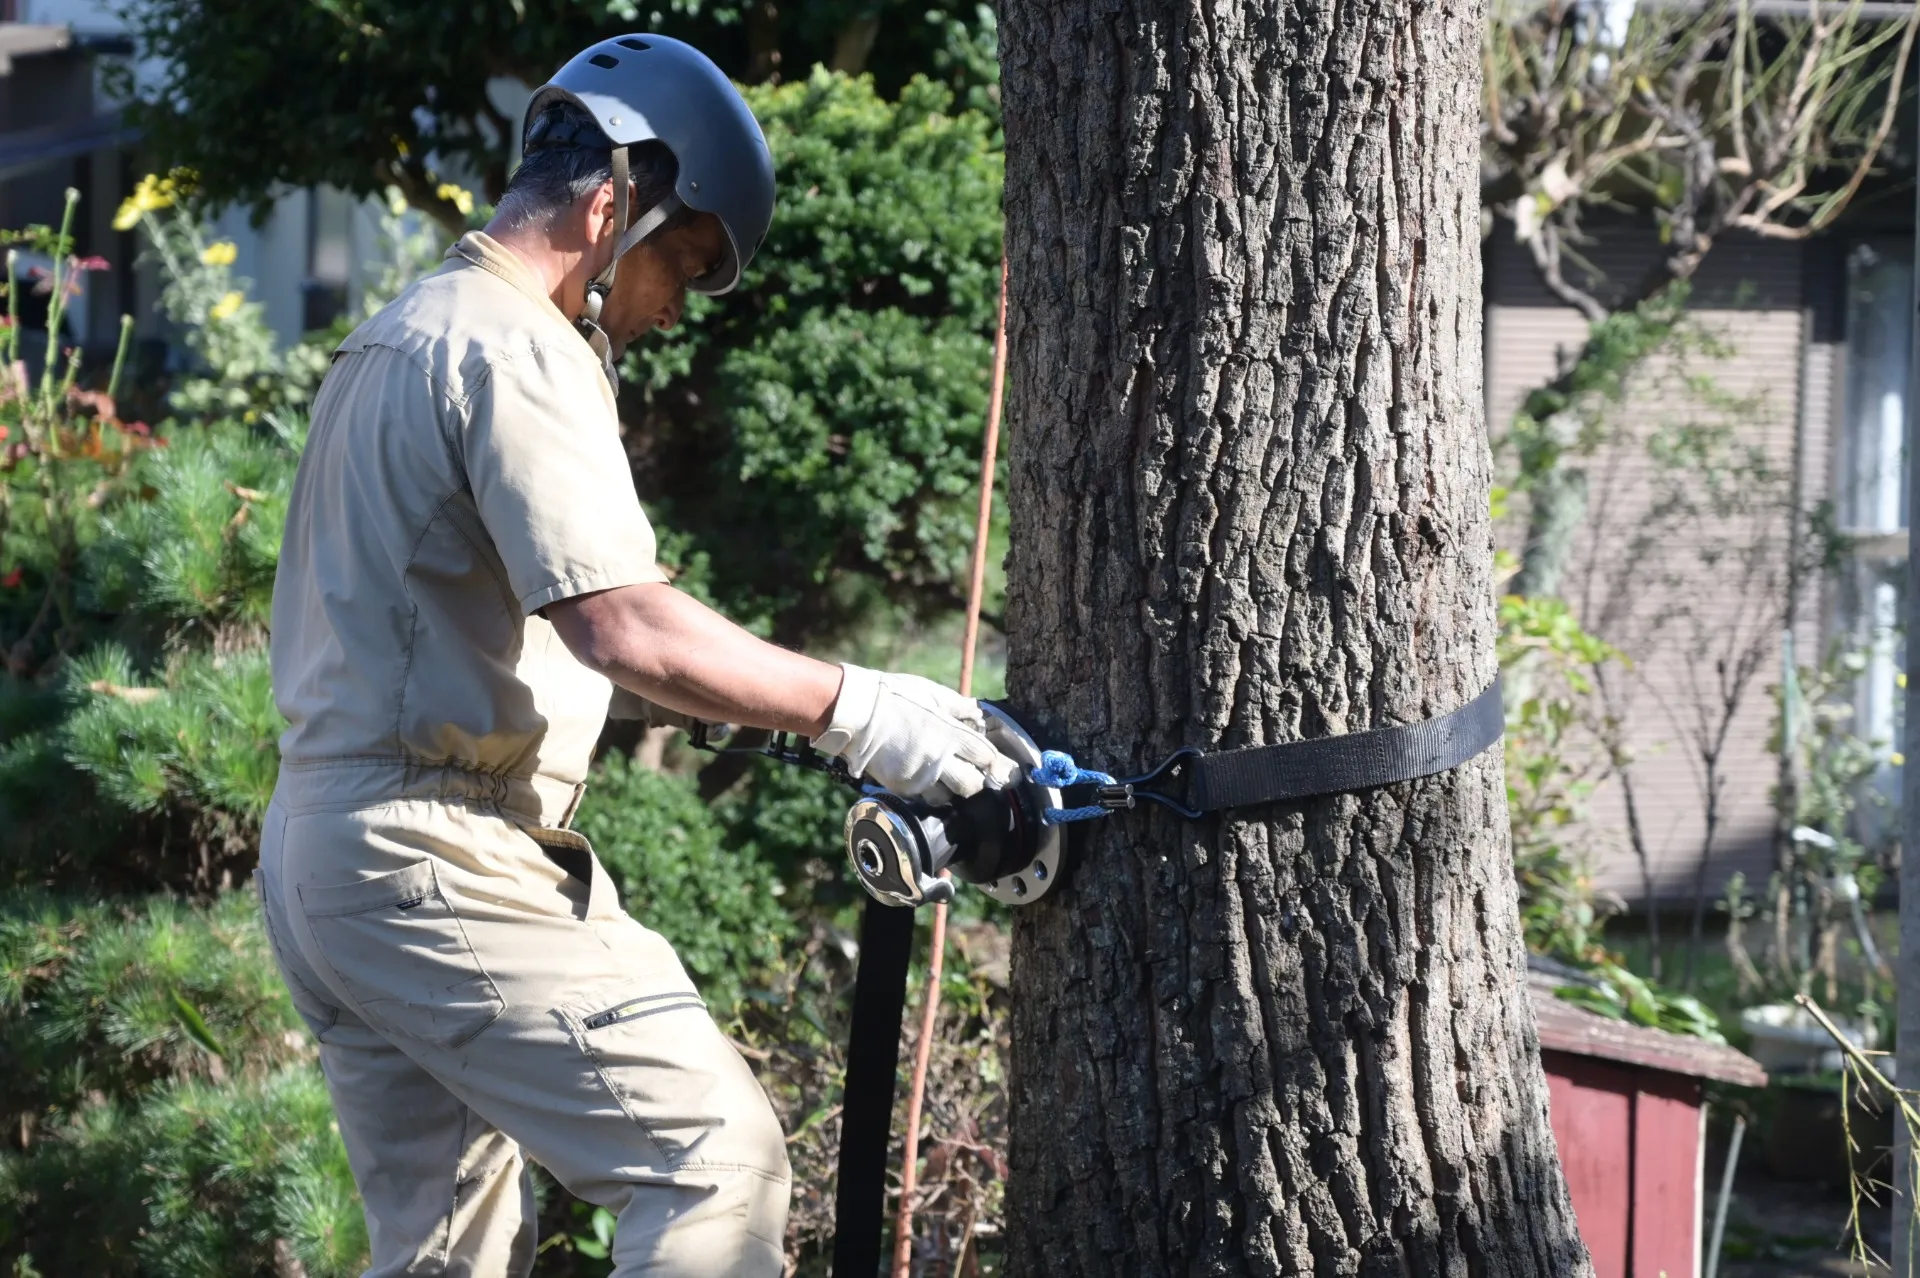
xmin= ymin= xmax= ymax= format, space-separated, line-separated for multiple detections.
xmin=519 ymin=824 xmax=592 ymax=855
xmin=299 ymin=860 xmax=439 ymax=919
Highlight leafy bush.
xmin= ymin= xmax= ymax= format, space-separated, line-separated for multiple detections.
xmin=83 ymin=411 xmax=300 ymax=629
xmin=59 ymin=644 xmax=281 ymax=829
xmin=0 ymin=1066 xmax=364 ymax=1277
xmin=0 ymin=892 xmax=360 ymax=1277
xmin=1498 ymin=591 xmax=1622 ymax=964
xmin=0 ymin=416 xmax=297 ymax=887
xmin=714 ymin=753 xmax=860 ymax=886
xmin=630 ymin=70 xmax=1004 ymax=638
xmin=1551 ymin=960 xmax=1726 ymax=1043
xmin=573 ymin=752 xmax=799 ymax=1014
xmin=0 ymin=891 xmax=306 ymax=1138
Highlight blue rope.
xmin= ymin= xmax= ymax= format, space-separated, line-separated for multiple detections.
xmin=1031 ymin=751 xmax=1116 ymax=825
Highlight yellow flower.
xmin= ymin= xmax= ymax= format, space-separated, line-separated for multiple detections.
xmin=1892 ymin=752 xmax=1907 ymax=768
xmin=436 ymin=183 xmax=475 ymax=218
xmin=112 ymin=170 xmax=196 ymax=230
xmin=209 ymin=291 xmax=245 ymax=322
xmin=199 ymin=240 xmax=238 ymax=268
xmin=1899 ymin=672 xmax=1909 ymax=690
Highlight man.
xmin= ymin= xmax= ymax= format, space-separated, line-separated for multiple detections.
xmin=259 ymin=35 xmax=1017 ymax=1277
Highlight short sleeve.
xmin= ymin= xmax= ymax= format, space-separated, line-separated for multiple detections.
xmin=462 ymin=342 xmax=668 ymax=614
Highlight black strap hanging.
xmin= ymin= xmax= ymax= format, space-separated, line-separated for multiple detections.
xmin=829 ymin=896 xmax=916 ymax=1277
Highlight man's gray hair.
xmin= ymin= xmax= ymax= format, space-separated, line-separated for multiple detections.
xmin=496 ymin=99 xmax=680 ymax=233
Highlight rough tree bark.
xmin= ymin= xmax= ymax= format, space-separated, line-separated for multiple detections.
xmin=997 ymin=1 xmax=1593 ymax=1273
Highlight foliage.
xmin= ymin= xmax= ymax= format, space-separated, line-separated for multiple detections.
xmin=116 ymin=174 xmax=328 ymax=421
xmin=1504 ymin=287 xmax=1693 ymax=493
xmin=1498 ymin=592 xmax=1622 ymax=965
xmin=113 ymin=0 xmax=1002 ymax=235
xmin=629 ymin=70 xmax=1004 ymax=638
xmin=0 ymin=892 xmax=361 ymax=1277
xmin=82 ymin=412 xmax=300 ymax=631
xmin=714 ymin=753 xmax=862 ymax=887
xmin=1 ymin=1065 xmax=364 ymax=1277
xmin=572 ymin=752 xmax=799 ymax=1014
xmin=1 ymin=191 xmax=156 ymax=680
xmin=0 ymin=891 xmax=307 ymax=1132
xmin=1719 ymin=646 xmax=1899 ymax=1020
xmin=0 ymin=399 xmax=298 ymax=886
xmin=1496 ymin=582 xmax=1736 ymax=1041
xmin=59 ymin=645 xmax=282 ymax=829
xmin=1551 ymin=959 xmax=1726 ymax=1043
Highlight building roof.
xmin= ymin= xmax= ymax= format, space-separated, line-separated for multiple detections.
xmin=0 ymin=23 xmax=73 ymax=74
xmin=1530 ymin=972 xmax=1769 ymax=1087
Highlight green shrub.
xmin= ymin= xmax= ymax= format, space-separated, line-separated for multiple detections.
xmin=713 ymin=755 xmax=857 ymax=886
xmin=573 ymin=753 xmax=798 ymax=1014
xmin=0 ymin=1065 xmax=364 ymax=1277
xmin=59 ymin=644 xmax=281 ymax=827
xmin=0 ymin=892 xmax=306 ymax=1130
xmin=1497 ymin=591 xmax=1622 ymax=964
xmin=630 ymin=70 xmax=1004 ymax=638
xmin=84 ymin=413 xmax=301 ymax=629
xmin=0 ymin=893 xmax=360 ymax=1276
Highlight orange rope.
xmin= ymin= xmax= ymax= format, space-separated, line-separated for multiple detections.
xmin=891 ymin=257 xmax=1009 ymax=1277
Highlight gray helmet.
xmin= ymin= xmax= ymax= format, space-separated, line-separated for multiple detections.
xmin=524 ymin=34 xmax=775 ymax=298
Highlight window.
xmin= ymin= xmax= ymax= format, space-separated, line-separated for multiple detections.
xmin=1837 ymin=239 xmax=1913 ymax=805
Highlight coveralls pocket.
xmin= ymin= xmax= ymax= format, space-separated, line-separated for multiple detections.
xmin=556 ymin=975 xmax=785 ymax=1176
xmin=299 ymin=858 xmax=505 ymax=1049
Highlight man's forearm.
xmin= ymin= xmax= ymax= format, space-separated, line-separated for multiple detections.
xmin=547 ymin=582 xmax=842 ymax=737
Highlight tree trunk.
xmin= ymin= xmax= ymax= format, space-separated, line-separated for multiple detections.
xmin=997 ymin=1 xmax=1593 ymax=1273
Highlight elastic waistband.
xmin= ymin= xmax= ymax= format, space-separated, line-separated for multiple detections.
xmin=272 ymin=757 xmax=587 ymax=828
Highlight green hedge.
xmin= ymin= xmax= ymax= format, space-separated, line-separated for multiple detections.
xmin=574 ymin=753 xmax=802 ymax=1015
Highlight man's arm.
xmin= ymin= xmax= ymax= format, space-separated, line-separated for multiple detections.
xmin=548 ymin=581 xmax=1020 ymax=804
xmin=546 ymin=581 xmax=842 ymax=737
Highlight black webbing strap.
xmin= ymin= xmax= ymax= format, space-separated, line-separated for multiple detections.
xmin=1187 ymin=677 xmax=1504 ymax=812
xmin=831 ymin=896 xmax=916 ymax=1277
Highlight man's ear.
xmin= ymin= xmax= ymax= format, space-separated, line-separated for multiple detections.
xmin=585 ymin=181 xmax=619 ymax=244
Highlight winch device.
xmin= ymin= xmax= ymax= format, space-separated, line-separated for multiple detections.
xmin=841 ymin=704 xmax=1066 ymax=908
xmin=693 ymin=678 xmax=1504 ymax=1276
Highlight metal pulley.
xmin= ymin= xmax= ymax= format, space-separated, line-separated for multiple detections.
xmin=841 ymin=704 xmax=1065 ymax=908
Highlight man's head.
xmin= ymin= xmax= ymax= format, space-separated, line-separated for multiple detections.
xmin=491 ymin=100 xmax=730 ymax=352
xmin=493 ymin=35 xmax=774 ymax=373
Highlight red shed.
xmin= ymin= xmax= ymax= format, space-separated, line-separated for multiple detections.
xmin=1530 ymin=977 xmax=1768 ymax=1278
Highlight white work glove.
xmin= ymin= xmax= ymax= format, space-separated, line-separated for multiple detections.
xmin=812 ymin=663 xmax=1020 ymax=805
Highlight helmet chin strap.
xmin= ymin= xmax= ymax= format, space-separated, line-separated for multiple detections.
xmin=577 ymin=143 xmax=686 ymax=386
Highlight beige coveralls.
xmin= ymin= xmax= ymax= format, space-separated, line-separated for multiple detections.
xmin=261 ymin=232 xmax=790 ymax=1276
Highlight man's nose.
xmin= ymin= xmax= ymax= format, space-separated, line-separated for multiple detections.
xmin=656 ymin=290 xmax=686 ymax=331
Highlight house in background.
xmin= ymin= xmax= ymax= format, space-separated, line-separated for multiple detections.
xmin=0 ymin=1 xmax=532 ymax=371
xmin=1485 ymin=208 xmax=1913 ymax=915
